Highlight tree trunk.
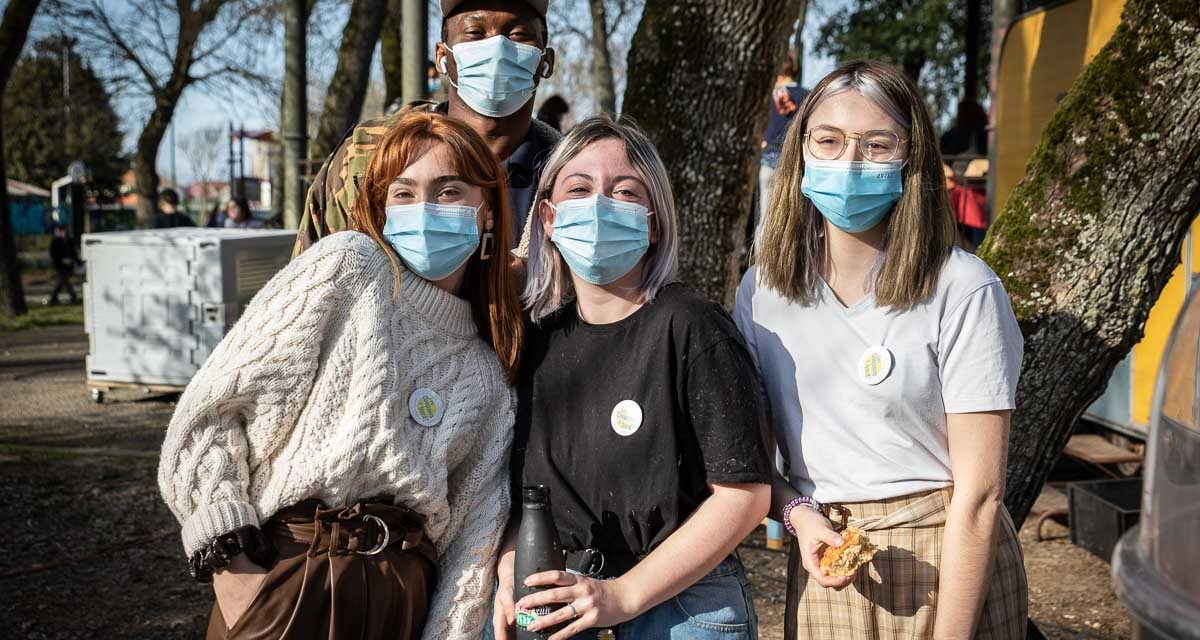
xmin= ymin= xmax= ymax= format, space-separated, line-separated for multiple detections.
xmin=129 ymin=5 xmax=225 ymax=227
xmin=312 ymin=0 xmax=388 ymax=163
xmin=793 ymin=0 xmax=808 ymax=80
xmin=901 ymin=49 xmax=926 ymax=85
xmin=282 ymin=0 xmax=308 ymax=230
xmin=0 ymin=0 xmax=41 ymax=318
xmin=381 ymin=0 xmax=403 ymax=109
xmin=979 ymin=0 xmax=1200 ymax=527
xmin=133 ymin=107 xmax=171 ymax=226
xmin=623 ymin=0 xmax=803 ymax=306
xmin=589 ymin=0 xmax=616 ymax=114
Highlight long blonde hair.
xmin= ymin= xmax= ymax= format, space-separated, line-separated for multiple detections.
xmin=754 ymin=60 xmax=956 ymax=309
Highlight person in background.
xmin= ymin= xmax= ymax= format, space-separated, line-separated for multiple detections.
xmin=296 ymin=0 xmax=560 ymax=257
xmin=940 ymin=100 xmax=989 ymax=157
xmin=757 ymin=52 xmax=808 ymax=241
xmin=222 ymin=197 xmax=265 ymax=229
xmin=737 ymin=61 xmax=1027 ymax=639
xmin=944 ymin=163 xmax=988 ymax=250
xmin=47 ymin=224 xmax=79 ymax=305
xmin=153 ymin=188 xmax=195 ymax=228
xmin=493 ymin=116 xmax=772 ymax=640
xmin=535 ymin=94 xmax=569 ymax=132
xmin=205 ymin=202 xmax=223 ymax=228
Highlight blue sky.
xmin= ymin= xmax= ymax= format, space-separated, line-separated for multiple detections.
xmin=32 ymin=1 xmax=841 ymax=186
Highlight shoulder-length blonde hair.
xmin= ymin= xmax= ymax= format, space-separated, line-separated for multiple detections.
xmin=349 ymin=112 xmax=523 ymax=383
xmin=754 ymin=60 xmax=956 ymax=309
xmin=523 ymin=115 xmax=679 ymax=321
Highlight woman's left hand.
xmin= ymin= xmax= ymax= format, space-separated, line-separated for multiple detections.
xmin=515 ymin=570 xmax=641 ymax=640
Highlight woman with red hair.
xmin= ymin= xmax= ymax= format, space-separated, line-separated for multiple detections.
xmin=159 ymin=112 xmax=523 ymax=640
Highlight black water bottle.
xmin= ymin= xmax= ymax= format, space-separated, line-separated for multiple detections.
xmin=514 ymin=485 xmax=565 ymax=639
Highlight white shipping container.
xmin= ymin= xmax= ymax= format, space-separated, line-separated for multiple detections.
xmin=82 ymin=228 xmax=296 ymax=400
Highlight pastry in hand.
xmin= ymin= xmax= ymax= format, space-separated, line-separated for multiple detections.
xmin=819 ymin=527 xmax=878 ymax=577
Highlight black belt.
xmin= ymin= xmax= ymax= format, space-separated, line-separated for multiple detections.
xmin=564 ymin=547 xmax=641 ymax=579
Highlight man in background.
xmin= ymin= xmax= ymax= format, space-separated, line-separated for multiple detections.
xmin=296 ymin=0 xmax=560 ymax=256
xmin=47 ymin=224 xmax=79 ymax=305
xmin=153 ymin=189 xmax=195 ymax=228
xmin=756 ymin=53 xmax=807 ymax=242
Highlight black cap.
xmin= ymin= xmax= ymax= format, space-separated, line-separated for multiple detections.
xmin=522 ymin=485 xmax=550 ymax=504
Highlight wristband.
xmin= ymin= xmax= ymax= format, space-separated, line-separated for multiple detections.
xmin=781 ymin=495 xmax=823 ymax=537
xmin=187 ymin=525 xmax=275 ymax=583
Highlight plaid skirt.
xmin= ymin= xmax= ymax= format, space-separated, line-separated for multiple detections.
xmin=784 ymin=487 xmax=1027 ymax=640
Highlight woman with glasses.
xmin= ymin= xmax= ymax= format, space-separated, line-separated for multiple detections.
xmin=734 ymin=61 xmax=1027 ymax=639
xmin=491 ymin=115 xmax=772 ymax=640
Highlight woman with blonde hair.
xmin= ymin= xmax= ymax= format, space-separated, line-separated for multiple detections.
xmin=159 ymin=112 xmax=522 ymax=640
xmin=735 ymin=60 xmax=1027 ymax=639
xmin=491 ymin=115 xmax=772 ymax=640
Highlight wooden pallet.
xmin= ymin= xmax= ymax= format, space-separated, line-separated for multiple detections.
xmin=85 ymin=379 xmax=186 ymax=403
xmin=1063 ymin=434 xmax=1143 ymax=478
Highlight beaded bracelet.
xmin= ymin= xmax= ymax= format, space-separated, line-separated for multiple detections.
xmin=781 ymin=495 xmax=823 ymax=537
xmin=187 ymin=525 xmax=275 ymax=583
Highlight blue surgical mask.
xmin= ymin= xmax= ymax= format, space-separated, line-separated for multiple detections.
xmin=383 ymin=202 xmax=480 ymax=280
xmin=801 ymin=158 xmax=905 ymax=233
xmin=448 ymin=35 xmax=543 ymax=118
xmin=550 ymin=194 xmax=651 ymax=285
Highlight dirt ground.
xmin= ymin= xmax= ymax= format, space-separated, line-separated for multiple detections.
xmin=0 ymin=324 xmax=1134 ymax=639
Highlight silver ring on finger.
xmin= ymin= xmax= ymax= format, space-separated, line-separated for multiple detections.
xmin=567 ymin=603 xmax=579 ymax=618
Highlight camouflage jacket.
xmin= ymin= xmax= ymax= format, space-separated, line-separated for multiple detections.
xmin=294 ymin=101 xmax=561 ymax=257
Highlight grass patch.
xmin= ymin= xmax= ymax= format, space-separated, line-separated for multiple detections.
xmin=0 ymin=303 xmax=84 ymax=332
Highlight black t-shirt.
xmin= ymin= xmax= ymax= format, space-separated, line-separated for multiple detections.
xmin=512 ymin=283 xmax=772 ymax=576
xmin=153 ymin=211 xmax=196 ymax=228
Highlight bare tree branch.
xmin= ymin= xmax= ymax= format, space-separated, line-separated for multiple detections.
xmin=83 ymin=0 xmax=162 ymax=92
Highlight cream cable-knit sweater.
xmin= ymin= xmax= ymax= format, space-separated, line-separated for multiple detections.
xmin=158 ymin=231 xmax=514 ymax=640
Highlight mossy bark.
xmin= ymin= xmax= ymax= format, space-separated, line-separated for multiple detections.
xmin=623 ymin=0 xmax=803 ymax=306
xmin=978 ymin=0 xmax=1200 ymax=526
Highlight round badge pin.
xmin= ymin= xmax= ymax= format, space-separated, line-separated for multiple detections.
xmin=859 ymin=345 xmax=894 ymax=386
xmin=408 ymin=388 xmax=444 ymax=427
xmin=610 ymin=400 xmax=643 ymax=437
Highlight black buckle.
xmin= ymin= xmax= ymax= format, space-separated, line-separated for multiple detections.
xmin=570 ymin=548 xmax=605 ymax=578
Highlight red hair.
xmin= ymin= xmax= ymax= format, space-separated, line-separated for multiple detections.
xmin=350 ymin=112 xmax=522 ymax=383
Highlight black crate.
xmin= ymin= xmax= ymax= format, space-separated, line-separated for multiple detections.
xmin=1068 ymin=477 xmax=1141 ymax=562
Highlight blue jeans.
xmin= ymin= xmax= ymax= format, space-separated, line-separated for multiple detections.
xmin=485 ymin=555 xmax=757 ymax=640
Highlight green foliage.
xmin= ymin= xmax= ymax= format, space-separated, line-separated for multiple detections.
xmin=814 ymin=0 xmax=990 ymax=123
xmin=0 ymin=302 xmax=82 ymax=332
xmin=3 ymin=35 xmax=125 ymax=198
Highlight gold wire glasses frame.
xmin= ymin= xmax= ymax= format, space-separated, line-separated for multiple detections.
xmin=803 ymin=125 xmax=909 ymax=163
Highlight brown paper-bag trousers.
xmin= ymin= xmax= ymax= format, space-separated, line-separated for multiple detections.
xmin=206 ymin=499 xmax=437 ymax=640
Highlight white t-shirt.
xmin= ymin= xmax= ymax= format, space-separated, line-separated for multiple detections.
xmin=733 ymin=248 xmax=1023 ymax=503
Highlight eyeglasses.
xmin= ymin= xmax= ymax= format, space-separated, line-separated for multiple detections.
xmin=803 ymin=125 xmax=908 ymax=163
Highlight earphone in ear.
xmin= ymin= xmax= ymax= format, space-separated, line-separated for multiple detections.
xmin=438 ymin=57 xmax=448 ymax=75
xmin=538 ymin=61 xmax=551 ymax=78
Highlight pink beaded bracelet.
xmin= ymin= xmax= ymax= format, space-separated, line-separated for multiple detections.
xmin=781 ymin=495 xmax=823 ymax=537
